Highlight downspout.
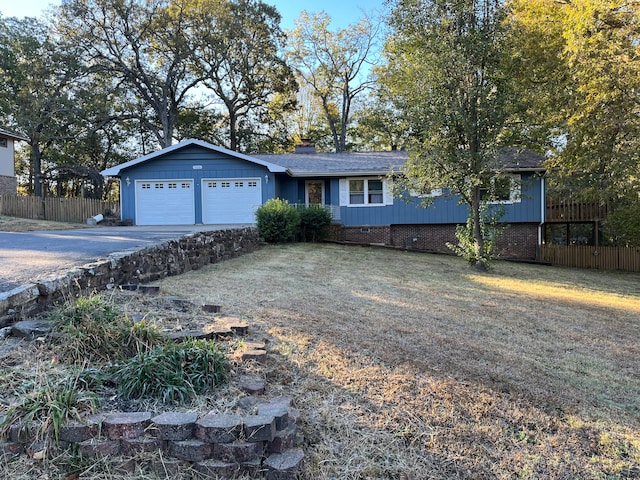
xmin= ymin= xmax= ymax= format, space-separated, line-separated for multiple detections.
xmin=119 ymin=177 xmax=124 ymax=222
xmin=538 ymin=173 xmax=546 ymax=258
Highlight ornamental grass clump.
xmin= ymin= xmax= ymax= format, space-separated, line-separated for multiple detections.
xmin=113 ymin=338 xmax=230 ymax=404
xmin=52 ymin=295 xmax=166 ymax=363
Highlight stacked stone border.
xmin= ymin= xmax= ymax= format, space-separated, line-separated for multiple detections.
xmin=0 ymin=227 xmax=260 ymax=327
xmin=2 ymin=399 xmax=304 ymax=479
xmin=1 ymin=296 xmax=305 ymax=478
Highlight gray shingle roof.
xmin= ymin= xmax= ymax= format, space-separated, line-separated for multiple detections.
xmin=100 ymin=138 xmax=545 ymax=178
xmin=0 ymin=128 xmax=28 ymax=142
xmin=494 ymin=148 xmax=546 ymax=171
xmin=252 ymin=150 xmax=409 ymax=177
xmin=254 ymin=148 xmax=544 ymax=177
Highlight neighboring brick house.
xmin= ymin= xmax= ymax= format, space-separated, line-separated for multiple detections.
xmin=0 ymin=128 xmax=28 ymax=195
xmin=102 ymin=139 xmax=546 ymax=260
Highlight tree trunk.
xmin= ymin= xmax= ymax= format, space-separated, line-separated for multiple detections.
xmin=320 ymin=96 xmax=341 ymax=152
xmin=229 ymin=109 xmax=238 ymax=152
xmin=32 ymin=143 xmax=43 ymax=198
xmin=471 ymin=185 xmax=487 ymax=271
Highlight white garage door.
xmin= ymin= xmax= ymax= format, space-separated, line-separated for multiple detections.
xmin=202 ymin=178 xmax=262 ymax=224
xmin=135 ymin=180 xmax=195 ymax=225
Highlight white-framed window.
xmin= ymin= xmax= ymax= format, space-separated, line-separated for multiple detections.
xmin=221 ymin=181 xmax=230 ymax=188
xmin=481 ymin=174 xmax=521 ymax=204
xmin=168 ymin=183 xmax=177 ymax=189
xmin=248 ymin=181 xmax=257 ymax=187
xmin=207 ymin=181 xmax=217 ymax=188
xmin=154 ymin=183 xmax=164 ymax=189
xmin=235 ymin=181 xmax=244 ymax=188
xmin=340 ymin=178 xmax=392 ymax=207
xmin=181 ymin=183 xmax=191 ymax=189
xmin=141 ymin=183 xmax=151 ymax=189
xmin=349 ymin=178 xmax=383 ymax=205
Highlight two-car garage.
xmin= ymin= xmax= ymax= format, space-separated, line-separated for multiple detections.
xmin=101 ymin=139 xmax=287 ymax=226
xmin=134 ymin=177 xmax=262 ymax=226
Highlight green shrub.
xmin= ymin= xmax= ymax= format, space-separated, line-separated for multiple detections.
xmin=298 ymin=205 xmax=333 ymax=242
xmin=447 ymin=204 xmax=505 ymax=271
xmin=113 ymin=338 xmax=229 ymax=404
xmin=52 ymin=295 xmax=166 ymax=363
xmin=255 ymin=198 xmax=300 ymax=243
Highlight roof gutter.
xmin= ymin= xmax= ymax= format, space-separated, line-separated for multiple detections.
xmin=284 ymin=170 xmax=393 ymax=178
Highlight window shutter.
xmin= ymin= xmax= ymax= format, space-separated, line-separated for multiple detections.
xmin=383 ymin=180 xmax=394 ymax=205
xmin=339 ymin=179 xmax=349 ymax=206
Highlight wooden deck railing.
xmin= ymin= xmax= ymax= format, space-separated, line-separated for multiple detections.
xmin=0 ymin=195 xmax=119 ymax=224
xmin=546 ymin=200 xmax=609 ymax=222
xmin=540 ymin=245 xmax=640 ymax=272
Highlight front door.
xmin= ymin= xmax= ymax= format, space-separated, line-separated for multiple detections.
xmin=306 ymin=180 xmax=325 ymax=205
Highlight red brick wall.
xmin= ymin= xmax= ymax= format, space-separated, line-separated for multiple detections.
xmin=0 ymin=175 xmax=17 ymax=195
xmin=391 ymin=224 xmax=458 ymax=254
xmin=495 ymin=223 xmax=539 ymax=260
xmin=330 ymin=223 xmax=540 ymax=260
xmin=341 ymin=226 xmax=391 ymax=245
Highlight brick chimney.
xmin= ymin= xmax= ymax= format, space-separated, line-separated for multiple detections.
xmin=294 ymin=138 xmax=316 ymax=154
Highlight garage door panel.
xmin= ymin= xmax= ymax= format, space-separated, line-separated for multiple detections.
xmin=136 ymin=180 xmax=195 ymax=225
xmin=202 ymin=178 xmax=261 ymax=224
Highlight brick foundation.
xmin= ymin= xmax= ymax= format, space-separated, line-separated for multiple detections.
xmin=0 ymin=175 xmax=17 ymax=195
xmin=391 ymin=224 xmax=458 ymax=254
xmin=495 ymin=223 xmax=539 ymax=260
xmin=341 ymin=225 xmax=391 ymax=245
xmin=332 ymin=223 xmax=540 ymax=260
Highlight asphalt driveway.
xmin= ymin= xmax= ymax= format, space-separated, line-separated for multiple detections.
xmin=0 ymin=225 xmax=248 ymax=292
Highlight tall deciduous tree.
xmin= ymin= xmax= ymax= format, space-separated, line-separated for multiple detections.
xmin=57 ymin=0 xmax=203 ymax=148
xmin=384 ymin=0 xmax=516 ymax=269
xmin=507 ymin=0 xmax=640 ymax=208
xmin=287 ymin=10 xmax=380 ymax=152
xmin=187 ymin=0 xmax=297 ymax=152
xmin=0 ymin=15 xmax=83 ymax=196
xmin=352 ymin=81 xmax=411 ymax=151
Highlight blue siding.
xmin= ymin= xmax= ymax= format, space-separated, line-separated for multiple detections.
xmin=117 ymin=144 xmax=543 ymax=227
xmin=284 ymin=174 xmax=544 ymax=226
xmin=119 ymin=146 xmax=271 ymax=224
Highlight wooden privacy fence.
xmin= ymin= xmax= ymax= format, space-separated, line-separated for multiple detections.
xmin=540 ymin=245 xmax=640 ymax=272
xmin=0 ymin=195 xmax=119 ymax=224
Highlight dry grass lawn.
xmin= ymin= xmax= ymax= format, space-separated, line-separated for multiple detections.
xmin=1 ymin=243 xmax=638 ymax=479
xmin=0 ymin=215 xmax=88 ymax=232
xmin=156 ymin=243 xmax=640 ymax=480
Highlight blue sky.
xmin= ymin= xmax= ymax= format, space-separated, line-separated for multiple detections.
xmin=1 ymin=0 xmax=388 ymax=30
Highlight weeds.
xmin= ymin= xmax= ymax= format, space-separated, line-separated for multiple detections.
xmin=1 ymin=368 xmax=99 ymax=442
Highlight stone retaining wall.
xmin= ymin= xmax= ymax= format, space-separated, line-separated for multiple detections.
xmin=0 ymin=227 xmax=260 ymax=327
